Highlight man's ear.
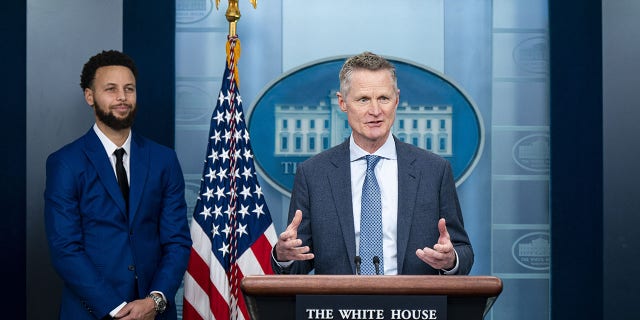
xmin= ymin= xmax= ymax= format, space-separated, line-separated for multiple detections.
xmin=336 ymin=92 xmax=347 ymax=112
xmin=84 ymin=88 xmax=94 ymax=106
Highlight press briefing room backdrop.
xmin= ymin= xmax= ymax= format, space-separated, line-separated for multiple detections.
xmin=3 ymin=0 xmax=638 ymax=319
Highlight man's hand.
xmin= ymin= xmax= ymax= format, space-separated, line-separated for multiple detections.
xmin=275 ymin=210 xmax=315 ymax=261
xmin=415 ymin=218 xmax=457 ymax=270
xmin=114 ymin=297 xmax=156 ymax=320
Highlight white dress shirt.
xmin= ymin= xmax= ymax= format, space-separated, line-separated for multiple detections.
xmin=93 ymin=123 xmax=131 ymax=184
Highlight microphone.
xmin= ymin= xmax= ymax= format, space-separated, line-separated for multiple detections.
xmin=372 ymin=256 xmax=380 ymax=275
xmin=354 ymin=256 xmax=362 ymax=275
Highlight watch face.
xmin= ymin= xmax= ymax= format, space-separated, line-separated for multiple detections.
xmin=158 ymin=299 xmax=167 ymax=312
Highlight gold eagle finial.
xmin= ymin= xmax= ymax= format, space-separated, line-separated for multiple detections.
xmin=215 ymin=0 xmax=257 ymax=36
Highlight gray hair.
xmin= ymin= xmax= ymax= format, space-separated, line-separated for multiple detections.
xmin=338 ymin=51 xmax=398 ymax=97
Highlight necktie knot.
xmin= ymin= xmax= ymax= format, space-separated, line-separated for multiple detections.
xmin=365 ymin=155 xmax=381 ymax=171
xmin=114 ymin=148 xmax=126 ymax=160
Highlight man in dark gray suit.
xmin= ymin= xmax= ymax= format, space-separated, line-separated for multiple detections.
xmin=272 ymin=52 xmax=473 ymax=275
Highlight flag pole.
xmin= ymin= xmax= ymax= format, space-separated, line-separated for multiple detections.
xmin=216 ymin=0 xmax=258 ymax=37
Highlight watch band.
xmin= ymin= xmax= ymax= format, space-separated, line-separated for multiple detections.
xmin=146 ymin=294 xmax=166 ymax=313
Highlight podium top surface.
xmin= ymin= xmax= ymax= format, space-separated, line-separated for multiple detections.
xmin=241 ymin=275 xmax=502 ymax=297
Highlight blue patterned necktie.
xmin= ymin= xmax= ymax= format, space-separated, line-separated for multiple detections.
xmin=360 ymin=155 xmax=384 ymax=275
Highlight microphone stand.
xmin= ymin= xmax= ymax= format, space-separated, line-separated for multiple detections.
xmin=372 ymin=256 xmax=380 ymax=275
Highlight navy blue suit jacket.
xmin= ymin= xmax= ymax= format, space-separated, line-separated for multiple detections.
xmin=45 ymin=128 xmax=191 ymax=319
xmin=273 ymin=137 xmax=473 ymax=275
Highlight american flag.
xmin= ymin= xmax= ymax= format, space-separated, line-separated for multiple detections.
xmin=183 ymin=35 xmax=277 ymax=320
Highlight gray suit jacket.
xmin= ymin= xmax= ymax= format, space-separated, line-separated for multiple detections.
xmin=273 ymin=137 xmax=473 ymax=275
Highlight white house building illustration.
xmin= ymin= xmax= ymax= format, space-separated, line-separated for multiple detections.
xmin=274 ymin=91 xmax=453 ymax=157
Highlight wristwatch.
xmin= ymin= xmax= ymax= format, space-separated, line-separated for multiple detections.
xmin=147 ymin=293 xmax=167 ymax=314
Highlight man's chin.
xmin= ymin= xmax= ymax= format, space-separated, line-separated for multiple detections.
xmin=102 ymin=117 xmax=134 ymax=130
xmin=95 ymin=108 xmax=136 ymax=130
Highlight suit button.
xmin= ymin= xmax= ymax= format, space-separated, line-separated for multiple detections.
xmin=128 ymin=265 xmax=135 ymax=271
xmin=129 ymin=230 xmax=134 ymax=235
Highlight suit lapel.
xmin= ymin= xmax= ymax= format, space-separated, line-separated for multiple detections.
xmin=82 ymin=129 xmax=128 ymax=216
xmin=395 ymin=139 xmax=419 ymax=273
xmin=129 ymin=134 xmax=149 ymax=223
xmin=328 ymin=141 xmax=357 ymax=271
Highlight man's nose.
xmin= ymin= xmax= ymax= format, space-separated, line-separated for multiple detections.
xmin=368 ymin=100 xmax=382 ymax=115
xmin=116 ymin=90 xmax=126 ymax=101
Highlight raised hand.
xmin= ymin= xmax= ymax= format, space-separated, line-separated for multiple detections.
xmin=275 ymin=210 xmax=314 ymax=262
xmin=415 ymin=218 xmax=457 ymax=270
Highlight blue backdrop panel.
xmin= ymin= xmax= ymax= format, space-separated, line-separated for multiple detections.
xmin=1 ymin=1 xmax=27 ymax=313
xmin=550 ymin=1 xmax=603 ymax=319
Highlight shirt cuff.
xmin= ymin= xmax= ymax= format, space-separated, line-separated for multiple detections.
xmin=109 ymin=301 xmax=127 ymax=317
xmin=271 ymin=247 xmax=294 ymax=268
xmin=151 ymin=291 xmax=167 ymax=303
xmin=441 ymin=249 xmax=460 ymax=275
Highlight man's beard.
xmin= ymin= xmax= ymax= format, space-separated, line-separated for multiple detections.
xmin=94 ymin=101 xmax=136 ymax=130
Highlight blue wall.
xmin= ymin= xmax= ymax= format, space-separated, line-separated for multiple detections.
xmin=124 ymin=1 xmax=176 ymax=148
xmin=550 ymin=1 xmax=603 ymax=318
xmin=1 ymin=1 xmax=26 ymax=313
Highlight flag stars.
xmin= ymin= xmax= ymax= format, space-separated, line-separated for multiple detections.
xmin=243 ymin=149 xmax=253 ymax=161
xmin=254 ymin=185 xmax=264 ymax=199
xmin=212 ymin=223 xmax=220 ymax=237
xmin=207 ymin=149 xmax=219 ymax=165
xmin=241 ymin=166 xmax=253 ymax=180
xmin=236 ymin=223 xmax=248 ymax=238
xmin=214 ymin=186 xmax=226 ymax=200
xmin=226 ymin=187 xmax=237 ymax=199
xmin=234 ymin=130 xmax=243 ymax=142
xmin=217 ymin=91 xmax=225 ymax=106
xmin=233 ymin=149 xmax=242 ymax=161
xmin=235 ymin=94 xmax=243 ymax=106
xmin=213 ymin=111 xmax=225 ymax=125
xmin=224 ymin=205 xmax=235 ymax=219
xmin=219 ymin=148 xmax=230 ymax=163
xmin=218 ymin=242 xmax=230 ymax=257
xmin=205 ymin=168 xmax=216 ymax=183
xmin=216 ymin=168 xmax=228 ymax=181
xmin=211 ymin=130 xmax=222 ymax=144
xmin=213 ymin=205 xmax=223 ymax=219
xmin=232 ymin=168 xmax=241 ymax=180
xmin=239 ymin=185 xmax=252 ymax=200
xmin=242 ymin=129 xmax=251 ymax=143
xmin=222 ymin=224 xmax=232 ymax=238
xmin=224 ymin=90 xmax=233 ymax=106
xmin=225 ymin=109 xmax=233 ymax=124
xmin=252 ymin=204 xmax=265 ymax=218
xmin=223 ymin=129 xmax=232 ymax=143
xmin=238 ymin=204 xmax=250 ymax=219
xmin=199 ymin=205 xmax=212 ymax=220
xmin=234 ymin=110 xmax=243 ymax=124
xmin=202 ymin=187 xmax=214 ymax=202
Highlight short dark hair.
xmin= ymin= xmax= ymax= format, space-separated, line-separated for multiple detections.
xmin=80 ymin=50 xmax=138 ymax=90
xmin=339 ymin=51 xmax=397 ymax=97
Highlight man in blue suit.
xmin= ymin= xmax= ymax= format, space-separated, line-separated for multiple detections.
xmin=45 ymin=50 xmax=191 ymax=319
xmin=272 ymin=52 xmax=473 ymax=276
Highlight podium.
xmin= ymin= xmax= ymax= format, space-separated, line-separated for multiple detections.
xmin=241 ymin=275 xmax=502 ymax=320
